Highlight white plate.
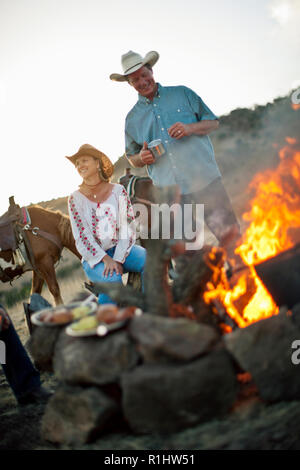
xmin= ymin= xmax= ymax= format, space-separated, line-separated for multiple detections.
xmin=65 ymin=319 xmax=128 ymax=338
xmin=97 ymin=308 xmax=143 ymax=337
xmin=31 ymin=301 xmax=97 ymax=327
xmin=65 ymin=324 xmax=99 ymax=337
xmin=97 ymin=319 xmax=128 ymax=337
xmin=65 ymin=307 xmax=143 ymax=338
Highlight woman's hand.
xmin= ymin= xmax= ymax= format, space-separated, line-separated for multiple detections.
xmin=102 ymin=255 xmax=124 ymax=278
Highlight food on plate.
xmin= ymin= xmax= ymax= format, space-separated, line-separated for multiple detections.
xmin=39 ymin=311 xmax=54 ymax=322
xmin=96 ymin=304 xmax=119 ymax=324
xmin=51 ymin=311 xmax=74 ymax=324
xmin=96 ymin=304 xmax=141 ymax=324
xmin=39 ymin=308 xmax=73 ymax=324
xmin=116 ymin=306 xmax=139 ymax=320
xmin=71 ymin=305 xmax=91 ymax=319
xmin=71 ymin=315 xmax=99 ymax=331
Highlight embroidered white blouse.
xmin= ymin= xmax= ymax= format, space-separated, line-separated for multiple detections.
xmin=68 ymin=183 xmax=136 ymax=268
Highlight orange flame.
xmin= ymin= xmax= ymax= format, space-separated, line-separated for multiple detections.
xmin=204 ymin=138 xmax=300 ymax=328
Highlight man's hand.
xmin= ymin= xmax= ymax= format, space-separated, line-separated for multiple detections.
xmin=140 ymin=141 xmax=156 ymax=165
xmin=168 ymin=120 xmax=219 ymax=139
xmin=0 ymin=307 xmax=10 ymax=332
xmin=102 ymin=255 xmax=124 ymax=278
xmin=168 ymin=122 xmax=192 ymax=140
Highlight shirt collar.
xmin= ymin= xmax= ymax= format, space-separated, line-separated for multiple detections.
xmin=138 ymin=83 xmax=162 ymax=104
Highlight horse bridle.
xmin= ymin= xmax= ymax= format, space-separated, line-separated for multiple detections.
xmin=21 ymin=223 xmax=63 ymax=251
xmin=125 ymin=176 xmax=154 ymax=207
xmin=0 ymin=204 xmax=63 ymax=283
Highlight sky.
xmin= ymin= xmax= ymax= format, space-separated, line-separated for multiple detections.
xmin=0 ymin=0 xmax=300 ymax=215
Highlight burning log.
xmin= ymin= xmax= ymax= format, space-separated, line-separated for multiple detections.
xmin=254 ymin=243 xmax=300 ymax=309
xmin=209 ymin=298 xmax=239 ymax=331
xmin=224 ymin=306 xmax=300 ymax=403
xmin=200 ymin=137 xmax=299 ymax=329
xmin=172 ymin=246 xmax=224 ymax=304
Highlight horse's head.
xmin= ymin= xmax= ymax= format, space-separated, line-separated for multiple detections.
xmin=118 ymin=169 xmax=134 ymax=191
xmin=0 ymin=250 xmax=21 ymax=282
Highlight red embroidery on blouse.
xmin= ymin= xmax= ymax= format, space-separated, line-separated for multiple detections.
xmin=69 ymin=196 xmax=102 ymax=256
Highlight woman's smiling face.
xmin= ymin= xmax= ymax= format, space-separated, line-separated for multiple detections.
xmin=75 ymin=155 xmax=99 ymax=179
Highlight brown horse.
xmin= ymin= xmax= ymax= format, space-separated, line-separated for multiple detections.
xmin=118 ymin=171 xmax=181 ymax=241
xmin=0 ymin=205 xmax=81 ymax=305
xmin=119 ymin=172 xmax=154 ymax=206
xmin=118 ymin=172 xmax=155 ymax=240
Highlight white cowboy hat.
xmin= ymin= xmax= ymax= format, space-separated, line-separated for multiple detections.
xmin=110 ymin=50 xmax=159 ymax=82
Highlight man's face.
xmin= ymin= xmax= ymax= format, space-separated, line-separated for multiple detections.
xmin=128 ymin=66 xmax=157 ymax=100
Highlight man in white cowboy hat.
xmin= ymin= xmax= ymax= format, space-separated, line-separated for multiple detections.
xmin=110 ymin=50 xmax=240 ymax=250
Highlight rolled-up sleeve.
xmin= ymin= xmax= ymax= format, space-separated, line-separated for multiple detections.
xmin=184 ymin=86 xmax=218 ymax=121
xmin=125 ymin=120 xmax=142 ymax=158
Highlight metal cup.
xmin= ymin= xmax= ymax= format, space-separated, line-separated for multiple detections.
xmin=148 ymin=139 xmax=166 ymax=158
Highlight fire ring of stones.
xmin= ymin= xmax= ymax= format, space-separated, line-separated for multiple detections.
xmin=27 ymin=304 xmax=300 ymax=446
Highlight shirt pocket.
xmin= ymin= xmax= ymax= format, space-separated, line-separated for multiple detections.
xmin=164 ymin=105 xmax=198 ymax=127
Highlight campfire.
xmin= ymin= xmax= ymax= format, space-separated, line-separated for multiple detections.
xmin=204 ymin=137 xmax=300 ymax=330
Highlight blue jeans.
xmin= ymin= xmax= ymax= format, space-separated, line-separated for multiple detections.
xmin=83 ymin=244 xmax=146 ymax=304
xmin=0 ymin=305 xmax=41 ymax=401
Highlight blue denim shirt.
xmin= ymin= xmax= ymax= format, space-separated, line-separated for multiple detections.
xmin=125 ymin=83 xmax=221 ymax=194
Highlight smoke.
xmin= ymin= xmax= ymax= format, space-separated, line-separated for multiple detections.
xmin=269 ymin=0 xmax=300 ymax=42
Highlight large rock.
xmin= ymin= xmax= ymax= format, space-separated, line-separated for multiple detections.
xmin=128 ymin=314 xmax=220 ymax=363
xmin=27 ymin=325 xmax=62 ymax=372
xmin=41 ymin=385 xmax=118 ymax=445
xmin=25 ymin=294 xmax=59 ymax=371
xmin=121 ymin=348 xmax=238 ymax=433
xmin=53 ymin=330 xmax=140 ymax=385
xmin=224 ymin=309 xmax=300 ymax=402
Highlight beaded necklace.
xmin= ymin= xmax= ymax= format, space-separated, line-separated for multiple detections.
xmin=80 ymin=181 xmax=103 ymax=200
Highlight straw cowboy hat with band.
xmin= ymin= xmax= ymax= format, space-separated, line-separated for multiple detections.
xmin=66 ymin=144 xmax=114 ymax=180
xmin=110 ymin=50 xmax=159 ymax=82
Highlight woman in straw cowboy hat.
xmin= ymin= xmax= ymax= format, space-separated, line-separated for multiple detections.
xmin=66 ymin=144 xmax=146 ymax=304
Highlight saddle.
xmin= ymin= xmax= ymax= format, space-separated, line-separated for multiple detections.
xmin=0 ymin=196 xmax=23 ymax=251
